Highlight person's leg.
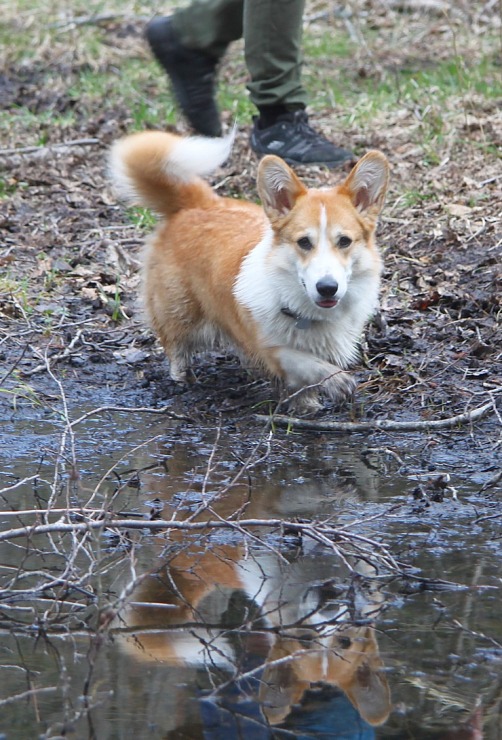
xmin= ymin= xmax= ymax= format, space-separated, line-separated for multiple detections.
xmin=146 ymin=0 xmax=244 ymax=136
xmin=172 ymin=0 xmax=243 ymax=59
xmin=243 ymin=0 xmax=307 ymax=115
xmin=244 ymin=0 xmax=353 ymax=167
xmin=146 ymin=0 xmax=354 ymax=166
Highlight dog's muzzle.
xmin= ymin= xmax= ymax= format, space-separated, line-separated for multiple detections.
xmin=315 ymin=276 xmax=339 ymax=308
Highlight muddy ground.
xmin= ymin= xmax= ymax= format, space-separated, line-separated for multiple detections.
xmin=0 ymin=5 xmax=501 ymax=737
xmin=0 ymin=4 xmax=500 ymax=481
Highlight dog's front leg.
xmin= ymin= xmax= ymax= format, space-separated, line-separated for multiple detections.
xmin=274 ymin=347 xmax=356 ymax=412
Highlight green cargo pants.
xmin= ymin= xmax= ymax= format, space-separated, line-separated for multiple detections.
xmin=171 ymin=0 xmax=308 ymax=109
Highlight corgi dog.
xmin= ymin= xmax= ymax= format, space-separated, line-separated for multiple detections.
xmin=110 ymin=130 xmax=389 ymax=410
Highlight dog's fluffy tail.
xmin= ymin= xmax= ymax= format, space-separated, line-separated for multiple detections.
xmin=109 ymin=129 xmax=234 ymax=217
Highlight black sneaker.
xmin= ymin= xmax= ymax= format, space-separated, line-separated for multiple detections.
xmin=250 ymin=110 xmax=354 ymax=168
xmin=145 ymin=16 xmax=222 ymax=137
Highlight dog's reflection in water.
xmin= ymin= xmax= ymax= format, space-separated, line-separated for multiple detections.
xmin=117 ymin=542 xmax=391 ymax=732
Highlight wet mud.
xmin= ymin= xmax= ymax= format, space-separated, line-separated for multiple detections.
xmin=1 ymin=5 xmax=501 ymax=738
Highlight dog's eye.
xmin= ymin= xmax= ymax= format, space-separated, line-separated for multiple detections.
xmin=297 ymin=236 xmax=313 ymax=251
xmin=338 ymin=235 xmax=352 ymax=249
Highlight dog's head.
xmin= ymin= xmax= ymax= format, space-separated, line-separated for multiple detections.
xmin=257 ymin=152 xmax=389 ymax=310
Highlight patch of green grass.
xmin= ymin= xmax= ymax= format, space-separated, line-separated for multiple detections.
xmin=331 ymin=58 xmax=498 ymax=117
xmin=66 ymin=58 xmax=179 ymax=129
xmin=0 ymin=178 xmax=19 ymax=198
xmin=96 ymin=281 xmax=128 ymax=322
xmin=304 ymin=28 xmax=354 ymax=60
xmin=130 ymin=98 xmax=177 ymax=130
xmin=0 ymin=379 xmax=49 ymax=410
xmin=218 ymin=85 xmax=256 ymax=126
xmin=301 ymin=24 xmax=501 ymax=130
xmin=399 ymin=189 xmax=437 ymax=208
xmin=68 ymin=62 xmax=143 ymax=105
xmin=127 ymin=206 xmax=157 ymax=231
xmin=388 ymin=55 xmax=501 ymax=104
xmin=67 ymin=67 xmax=112 ymax=101
xmin=0 ymin=107 xmax=78 ymax=146
xmin=0 ymin=276 xmax=33 ymax=315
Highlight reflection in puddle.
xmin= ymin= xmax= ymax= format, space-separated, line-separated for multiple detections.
xmin=116 ymin=531 xmax=391 ymax=735
xmin=0 ymin=411 xmax=501 ymax=738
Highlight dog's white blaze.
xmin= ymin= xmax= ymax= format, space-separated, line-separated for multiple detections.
xmin=299 ymin=204 xmax=348 ymax=304
xmin=322 ymin=652 xmax=329 ymax=677
xmin=320 ymin=203 xmax=328 ymax=247
xmin=238 ymin=556 xmax=271 ymax=607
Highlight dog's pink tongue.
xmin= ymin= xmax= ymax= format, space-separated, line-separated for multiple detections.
xmin=317 ymin=299 xmax=338 ymax=308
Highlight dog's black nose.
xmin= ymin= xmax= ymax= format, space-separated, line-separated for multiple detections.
xmin=316 ymin=277 xmax=338 ymax=298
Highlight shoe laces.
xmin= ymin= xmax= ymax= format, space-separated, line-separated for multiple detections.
xmin=279 ymin=110 xmax=328 ymax=141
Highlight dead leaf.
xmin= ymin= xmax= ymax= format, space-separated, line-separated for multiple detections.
xmin=444 ymin=203 xmax=473 ymax=218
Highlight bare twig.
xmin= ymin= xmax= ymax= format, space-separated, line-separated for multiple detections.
xmin=0 ymin=516 xmax=395 ymax=551
xmin=0 ymin=514 xmax=401 ymax=584
xmin=477 ymin=468 xmax=502 ymax=494
xmin=0 ymin=340 xmax=32 ymax=385
xmin=50 ymin=13 xmax=149 ymax=30
xmin=69 ymin=404 xmax=192 ymax=428
xmin=22 ymin=331 xmax=87 ymax=377
xmin=256 ymin=401 xmax=494 ymax=433
xmin=0 ymin=139 xmax=99 ymax=157
xmin=0 ymin=476 xmax=39 ymax=497
xmin=474 ymin=511 xmax=502 ymax=524
xmin=0 ymin=687 xmax=58 ymax=707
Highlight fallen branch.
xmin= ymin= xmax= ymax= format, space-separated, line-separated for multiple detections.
xmin=478 ymin=469 xmax=502 ymax=494
xmin=50 ymin=13 xmax=149 ymax=30
xmin=22 ymin=331 xmax=84 ymax=376
xmin=255 ymin=401 xmax=494 ymax=433
xmin=474 ymin=511 xmax=502 ymax=524
xmin=384 ymin=0 xmax=452 ymax=15
xmin=0 ymin=687 xmax=58 ymax=707
xmin=0 ymin=517 xmax=312 ymax=542
xmin=69 ymin=404 xmax=192 ymax=427
xmin=0 ymin=138 xmax=99 ymax=159
xmin=0 ymin=517 xmax=397 ymax=567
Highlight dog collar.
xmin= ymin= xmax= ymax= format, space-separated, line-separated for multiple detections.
xmin=281 ymin=307 xmax=313 ymax=330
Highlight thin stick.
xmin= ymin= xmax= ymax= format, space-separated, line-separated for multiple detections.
xmin=50 ymin=13 xmax=150 ymax=30
xmin=0 ymin=517 xmax=396 ymax=548
xmin=69 ymin=405 xmax=191 ymax=428
xmin=255 ymin=401 xmax=494 ymax=433
xmin=0 ymin=139 xmax=99 ymax=156
xmin=0 ymin=476 xmax=39 ymax=497
xmin=0 ymin=687 xmax=58 ymax=707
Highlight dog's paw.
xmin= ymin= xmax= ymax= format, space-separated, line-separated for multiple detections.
xmin=288 ymin=388 xmax=323 ymax=415
xmin=169 ymin=368 xmax=196 ymax=385
xmin=168 ymin=354 xmax=195 ymax=384
xmin=322 ymin=369 xmax=356 ymax=402
xmin=169 ymin=367 xmax=188 ymax=383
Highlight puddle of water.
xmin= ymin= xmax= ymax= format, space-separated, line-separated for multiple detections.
xmin=0 ymin=407 xmax=500 ymax=739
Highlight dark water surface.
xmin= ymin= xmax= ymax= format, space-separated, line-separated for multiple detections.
xmin=0 ymin=406 xmax=500 ymax=739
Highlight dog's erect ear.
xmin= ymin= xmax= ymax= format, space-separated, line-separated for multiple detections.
xmin=344 ymin=662 xmax=391 ymax=727
xmin=342 ymin=151 xmax=389 ymax=223
xmin=257 ymin=155 xmax=307 ymax=221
